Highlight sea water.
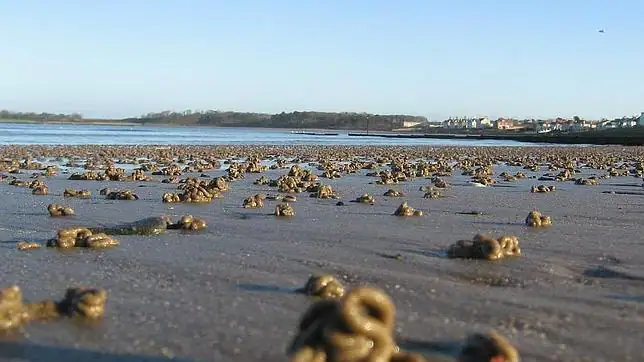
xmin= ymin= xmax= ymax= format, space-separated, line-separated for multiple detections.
xmin=0 ymin=122 xmax=550 ymax=147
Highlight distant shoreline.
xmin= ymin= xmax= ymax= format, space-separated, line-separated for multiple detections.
xmin=0 ymin=119 xmax=368 ymax=134
xmin=348 ymin=128 xmax=644 ymax=146
xmin=1 ymin=118 xmax=643 ymax=146
xmin=0 ymin=119 xmax=349 ymax=131
xmin=0 ymin=110 xmax=428 ymax=133
xmin=0 ymin=119 xmax=141 ymax=126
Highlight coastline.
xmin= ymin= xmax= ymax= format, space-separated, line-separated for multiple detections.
xmin=0 ymin=119 xmax=141 ymax=126
xmin=0 ymin=119 xmax=369 ymax=134
xmin=2 ymin=118 xmax=642 ymax=146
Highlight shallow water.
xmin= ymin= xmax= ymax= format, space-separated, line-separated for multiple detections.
xmin=0 ymin=122 xmax=551 ymax=147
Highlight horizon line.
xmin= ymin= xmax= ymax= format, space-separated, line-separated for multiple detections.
xmin=2 ymin=108 xmax=642 ymax=122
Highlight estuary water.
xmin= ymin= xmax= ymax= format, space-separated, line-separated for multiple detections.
xmin=0 ymin=121 xmax=543 ymax=146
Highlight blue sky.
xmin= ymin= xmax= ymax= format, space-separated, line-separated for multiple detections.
xmin=1 ymin=0 xmax=642 ymax=120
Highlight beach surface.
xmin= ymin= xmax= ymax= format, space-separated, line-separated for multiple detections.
xmin=1 ymin=145 xmax=643 ymax=362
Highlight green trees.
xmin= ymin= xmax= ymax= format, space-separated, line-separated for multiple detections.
xmin=1 ymin=108 xmax=428 ymax=131
xmin=0 ymin=110 xmax=82 ymax=121
xmin=131 ymin=110 xmax=427 ymax=131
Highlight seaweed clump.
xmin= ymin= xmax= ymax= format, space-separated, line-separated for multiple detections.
xmin=394 ymin=202 xmax=423 ymax=217
xmin=46 ymin=228 xmax=119 ymax=249
xmin=297 ymin=275 xmax=345 ymax=299
xmin=31 ymin=181 xmax=49 ymax=195
xmin=525 ymin=210 xmax=552 ymax=227
xmin=275 ymin=203 xmax=295 ymax=217
xmin=47 ymin=204 xmax=75 ymax=217
xmin=167 ymin=215 xmax=207 ymax=231
xmin=162 ymin=192 xmax=182 ymax=203
xmin=106 ymin=190 xmax=139 ymax=200
xmin=423 ymin=189 xmax=443 ymax=199
xmin=287 ymin=287 xmax=425 ymax=362
xmin=0 ymin=285 xmax=108 ymax=331
xmin=353 ymin=193 xmax=375 ymax=204
xmin=243 ymin=194 xmax=265 ymax=208
xmin=63 ymin=188 xmax=91 ymax=198
xmin=287 ymin=286 xmax=521 ymax=362
xmin=530 ymin=185 xmax=555 ymax=193
xmin=310 ymin=184 xmax=339 ymax=199
xmin=163 ymin=182 xmax=223 ymax=203
xmin=383 ymin=189 xmax=404 ymax=197
xmin=575 ymin=178 xmax=599 ymax=186
xmin=17 ymin=241 xmax=41 ymax=251
xmin=447 ymin=234 xmax=521 ymax=261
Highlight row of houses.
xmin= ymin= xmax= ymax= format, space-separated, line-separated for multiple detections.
xmin=442 ymin=117 xmax=525 ymax=130
xmin=534 ymin=113 xmax=644 ymax=133
xmin=441 ymin=113 xmax=644 ymax=132
xmin=442 ymin=117 xmax=492 ymax=129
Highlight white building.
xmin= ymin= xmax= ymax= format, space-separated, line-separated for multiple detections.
xmin=570 ymin=120 xmax=593 ymax=132
xmin=402 ymin=120 xmax=423 ymax=128
xmin=620 ymin=119 xmax=637 ymax=127
xmin=475 ymin=117 xmax=492 ymax=128
xmin=442 ymin=118 xmax=467 ymax=129
xmin=599 ymin=115 xmax=639 ymax=129
xmin=442 ymin=117 xmax=491 ymax=129
xmin=535 ymin=123 xmax=552 ymax=133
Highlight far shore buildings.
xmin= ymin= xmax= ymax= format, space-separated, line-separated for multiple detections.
xmin=597 ymin=114 xmax=641 ymax=129
xmin=494 ymin=119 xmax=514 ymax=130
xmin=442 ymin=117 xmax=491 ymax=129
xmin=402 ymin=120 xmax=424 ymax=128
xmin=441 ymin=113 xmax=643 ymax=132
xmin=441 ymin=117 xmax=529 ymax=130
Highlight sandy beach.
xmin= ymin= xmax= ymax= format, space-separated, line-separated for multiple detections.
xmin=1 ymin=145 xmax=643 ymax=362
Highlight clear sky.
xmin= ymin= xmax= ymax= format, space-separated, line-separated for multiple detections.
xmin=1 ymin=0 xmax=642 ymax=120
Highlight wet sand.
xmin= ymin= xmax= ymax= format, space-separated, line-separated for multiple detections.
xmin=1 ymin=145 xmax=644 ymax=362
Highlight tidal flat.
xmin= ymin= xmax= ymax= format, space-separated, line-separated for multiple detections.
xmin=0 ymin=145 xmax=643 ymax=362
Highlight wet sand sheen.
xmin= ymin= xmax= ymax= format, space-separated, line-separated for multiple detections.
xmin=1 ymin=145 xmax=643 ymax=362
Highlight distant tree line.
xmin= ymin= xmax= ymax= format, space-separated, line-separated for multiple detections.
xmin=125 ymin=110 xmax=428 ymax=131
xmin=1 ymin=108 xmax=429 ymax=131
xmin=0 ymin=110 xmax=83 ymax=121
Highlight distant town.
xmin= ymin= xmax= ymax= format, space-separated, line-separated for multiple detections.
xmin=418 ymin=112 xmax=644 ymax=133
xmin=1 ymin=109 xmax=643 ymax=135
